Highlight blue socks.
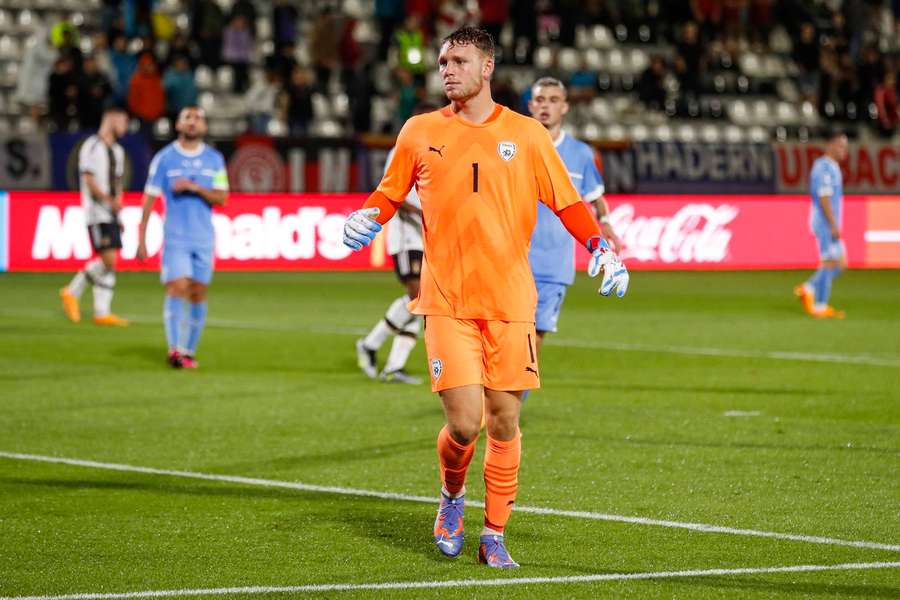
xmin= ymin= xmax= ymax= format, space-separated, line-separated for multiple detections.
xmin=185 ymin=301 xmax=208 ymax=355
xmin=164 ymin=296 xmax=185 ymax=351
xmin=809 ymin=266 xmax=842 ymax=307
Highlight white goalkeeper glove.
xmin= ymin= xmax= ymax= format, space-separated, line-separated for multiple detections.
xmin=343 ymin=207 xmax=381 ymax=250
xmin=587 ymin=237 xmax=629 ymax=298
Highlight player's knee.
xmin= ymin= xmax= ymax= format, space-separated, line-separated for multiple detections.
xmin=166 ymin=279 xmax=189 ymax=298
xmin=406 ymin=278 xmax=420 ymax=299
xmin=100 ymin=253 xmax=117 ymax=271
xmin=189 ymin=286 xmax=207 ymax=303
xmin=485 ymin=412 xmax=519 ymax=440
xmin=446 ymin=421 xmax=481 ymax=446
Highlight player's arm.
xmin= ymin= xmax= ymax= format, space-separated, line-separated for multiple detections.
xmin=819 ymin=194 xmax=840 ymax=240
xmin=136 ymin=191 xmax=156 ymax=262
xmin=83 ymin=172 xmax=115 ymax=206
xmin=344 ymin=124 xmax=417 ymax=250
xmin=582 ymin=150 xmax=622 ymax=253
xmin=171 ymin=179 xmax=227 ymax=206
xmin=532 ymin=126 xmax=629 ymax=297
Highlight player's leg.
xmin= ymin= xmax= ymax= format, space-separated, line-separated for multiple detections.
xmin=381 ymin=274 xmax=423 ymax=384
xmin=525 ymin=282 xmax=567 ymax=400
xmin=91 ymin=226 xmax=128 ymax=326
xmin=161 ymin=244 xmax=193 ymax=367
xmin=810 ymin=237 xmax=846 ymax=318
xmin=61 ymin=225 xmax=108 ymax=322
xmin=476 ymin=321 xmax=540 ymax=569
xmin=426 ymin=316 xmax=484 ymax=558
xmin=179 ymin=247 xmax=215 ymax=367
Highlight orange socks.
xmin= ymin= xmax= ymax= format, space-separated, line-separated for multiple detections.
xmin=483 ymin=431 xmax=521 ymax=533
xmin=437 ymin=426 xmax=477 ymax=495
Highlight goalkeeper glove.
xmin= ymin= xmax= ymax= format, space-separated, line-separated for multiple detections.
xmin=343 ymin=207 xmax=381 ymax=250
xmin=587 ymin=237 xmax=629 ymax=298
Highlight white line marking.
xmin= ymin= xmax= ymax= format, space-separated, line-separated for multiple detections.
xmin=4 ymin=308 xmax=899 ymax=368
xmin=723 ymin=410 xmax=762 ymax=417
xmin=2 ymin=561 xmax=898 ymax=600
xmin=2 ymin=452 xmax=898 ymax=553
xmin=865 ymin=230 xmax=900 ymax=243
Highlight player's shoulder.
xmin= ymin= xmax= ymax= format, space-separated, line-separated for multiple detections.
xmin=564 ymin=133 xmax=596 ymax=159
xmin=203 ymin=143 xmax=226 ymax=162
xmin=78 ymin=134 xmax=101 ymax=155
xmin=398 ymin=109 xmax=447 ymax=136
xmin=502 ymin=107 xmax=543 ymax=133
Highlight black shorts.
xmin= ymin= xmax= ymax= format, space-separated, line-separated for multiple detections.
xmin=88 ymin=222 xmax=122 ymax=252
xmin=392 ymin=250 xmax=423 ymax=282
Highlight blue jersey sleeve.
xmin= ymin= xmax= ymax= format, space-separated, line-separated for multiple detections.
xmin=144 ymin=149 xmax=166 ymax=197
xmin=581 ymin=148 xmax=605 ymax=202
xmin=211 ymin=151 xmax=229 ymax=191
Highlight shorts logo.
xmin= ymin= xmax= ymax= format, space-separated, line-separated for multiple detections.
xmin=431 ymin=358 xmax=443 ymax=380
xmin=498 ymin=142 xmax=516 ymax=161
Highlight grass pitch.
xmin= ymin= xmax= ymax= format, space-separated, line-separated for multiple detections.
xmin=0 ymin=270 xmax=898 ymax=599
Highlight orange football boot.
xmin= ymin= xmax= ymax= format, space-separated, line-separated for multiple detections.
xmin=59 ymin=287 xmax=81 ymax=323
xmin=93 ymin=314 xmax=130 ymax=327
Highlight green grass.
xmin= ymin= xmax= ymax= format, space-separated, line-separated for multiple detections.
xmin=0 ymin=270 xmax=898 ymax=599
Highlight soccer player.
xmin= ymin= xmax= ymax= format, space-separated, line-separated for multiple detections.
xmin=794 ymin=131 xmax=848 ymax=319
xmin=342 ymin=27 xmax=628 ymax=568
xmin=527 ymin=77 xmax=622 ymax=358
xmin=60 ymin=106 xmax=130 ymax=326
xmin=356 ymin=105 xmax=437 ymax=386
xmin=136 ymin=107 xmax=229 ymax=368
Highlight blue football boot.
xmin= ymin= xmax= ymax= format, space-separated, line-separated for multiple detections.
xmin=433 ymin=491 xmax=465 ymax=557
xmin=477 ymin=534 xmax=519 ymax=568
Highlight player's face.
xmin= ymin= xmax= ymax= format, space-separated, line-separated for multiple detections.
xmin=176 ymin=108 xmax=208 ymax=140
xmin=830 ymin=135 xmax=849 ymax=162
xmin=438 ymin=42 xmax=492 ymax=102
xmin=528 ymin=85 xmax=569 ymax=129
xmin=108 ymin=112 xmax=128 ymax=138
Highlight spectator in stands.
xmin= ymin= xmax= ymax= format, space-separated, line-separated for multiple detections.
xmin=856 ymin=45 xmax=884 ymax=107
xmin=272 ymin=0 xmax=299 ymax=50
xmin=222 ymin=15 xmax=253 ymax=93
xmin=109 ymin=33 xmax=137 ymax=102
xmin=191 ymin=0 xmax=225 ymax=68
xmin=245 ymin=67 xmax=281 ymax=134
xmin=163 ymin=54 xmax=199 ymax=121
xmin=281 ymin=65 xmax=314 ymax=137
xmin=393 ymin=67 xmax=422 ymax=131
xmin=271 ymin=43 xmax=299 ymax=85
xmin=48 ymin=56 xmax=80 ymax=132
xmin=691 ymin=0 xmax=723 ymax=42
xmin=339 ymin=16 xmax=362 ymax=93
xmin=436 ymin=0 xmax=479 ymax=42
xmin=13 ymin=25 xmax=55 ymax=122
xmin=347 ymin=61 xmax=375 ymax=133
xmin=79 ymin=54 xmax=114 ymax=130
xmin=393 ymin=14 xmax=427 ymax=83
xmin=793 ymin=23 xmax=821 ymax=104
xmin=55 ymin=24 xmax=84 ymax=75
xmin=230 ymin=0 xmax=257 ymax=37
xmin=90 ymin=32 xmax=115 ymax=80
xmin=310 ymin=8 xmax=341 ymax=92
xmin=163 ymin=31 xmax=199 ymax=70
xmin=127 ymin=52 xmax=166 ymax=135
xmin=511 ymin=0 xmax=537 ymax=64
xmin=123 ymin=0 xmax=153 ymax=38
xmin=637 ymin=55 xmax=668 ymax=111
xmin=478 ymin=0 xmax=509 ymax=58
xmin=675 ymin=21 xmax=705 ymax=98
xmin=874 ymin=71 xmax=899 ymax=137
xmin=491 ymin=76 xmax=521 ymax=112
xmin=375 ymin=0 xmax=405 ymax=60
xmin=101 ymin=0 xmax=122 ymax=37
xmin=748 ymin=0 xmax=774 ymax=49
xmin=568 ymin=57 xmax=599 ymax=103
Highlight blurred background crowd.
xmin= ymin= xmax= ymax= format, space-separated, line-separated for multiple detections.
xmin=2 ymin=0 xmax=899 ymax=142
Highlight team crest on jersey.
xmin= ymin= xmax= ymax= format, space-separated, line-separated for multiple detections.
xmin=431 ymin=358 xmax=443 ymax=380
xmin=498 ymin=141 xmax=517 ymax=161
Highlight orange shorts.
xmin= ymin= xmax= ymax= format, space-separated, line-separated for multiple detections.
xmin=423 ymin=315 xmax=540 ymax=393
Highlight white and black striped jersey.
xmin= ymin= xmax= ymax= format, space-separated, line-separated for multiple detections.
xmin=79 ymin=134 xmax=125 ymax=226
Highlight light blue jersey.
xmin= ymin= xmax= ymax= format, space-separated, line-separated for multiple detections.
xmin=529 ymin=132 xmax=605 ymax=285
xmin=145 ymin=141 xmax=229 ymax=249
xmin=809 ymin=156 xmax=843 ymax=234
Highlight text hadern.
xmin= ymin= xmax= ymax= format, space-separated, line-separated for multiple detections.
xmin=611 ymin=203 xmax=739 ymax=263
xmin=31 ymin=205 xmax=352 ymax=261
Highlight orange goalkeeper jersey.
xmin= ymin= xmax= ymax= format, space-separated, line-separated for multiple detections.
xmin=377 ymin=104 xmax=584 ymax=321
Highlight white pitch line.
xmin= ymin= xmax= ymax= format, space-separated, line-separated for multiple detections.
xmin=3 ymin=308 xmax=899 ymax=368
xmin=2 ymin=451 xmax=898 ymax=553
xmin=2 ymin=561 xmax=898 ymax=600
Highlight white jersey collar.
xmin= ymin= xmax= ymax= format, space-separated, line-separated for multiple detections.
xmin=174 ymin=141 xmax=206 ymax=157
xmin=552 ymin=130 xmax=567 ymax=148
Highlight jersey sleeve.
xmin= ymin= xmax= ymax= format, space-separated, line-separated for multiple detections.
xmin=114 ymin=146 xmax=126 ymax=179
xmin=212 ymin=152 xmax=229 ymax=191
xmin=531 ymin=124 xmax=583 ymax=212
xmin=581 ymin=147 xmax=605 ymax=202
xmin=144 ymin=150 xmax=165 ymax=197
xmin=78 ymin=139 xmax=99 ymax=175
xmin=376 ymin=120 xmax=417 ymax=203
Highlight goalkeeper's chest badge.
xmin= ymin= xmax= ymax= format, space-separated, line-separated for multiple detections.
xmin=431 ymin=358 xmax=443 ymax=380
xmin=498 ymin=141 xmax=517 ymax=161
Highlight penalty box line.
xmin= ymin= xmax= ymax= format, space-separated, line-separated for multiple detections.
xmin=1 ymin=561 xmax=899 ymax=600
xmin=1 ymin=451 xmax=898 ymax=553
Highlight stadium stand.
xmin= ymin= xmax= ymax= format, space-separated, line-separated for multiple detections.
xmin=0 ymin=0 xmax=897 ymax=142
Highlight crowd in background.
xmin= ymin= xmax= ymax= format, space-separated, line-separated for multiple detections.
xmin=12 ymin=0 xmax=900 ymax=139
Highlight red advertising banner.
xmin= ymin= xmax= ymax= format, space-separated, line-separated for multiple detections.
xmin=776 ymin=142 xmax=900 ymax=194
xmin=5 ymin=192 xmax=900 ymax=271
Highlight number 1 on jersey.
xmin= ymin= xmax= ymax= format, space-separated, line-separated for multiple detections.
xmin=472 ymin=162 xmax=478 ymax=193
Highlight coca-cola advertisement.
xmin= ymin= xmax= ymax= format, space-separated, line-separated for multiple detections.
xmin=2 ymin=192 xmax=899 ymax=272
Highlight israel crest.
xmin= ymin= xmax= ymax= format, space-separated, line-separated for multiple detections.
xmin=431 ymin=358 xmax=443 ymax=380
xmin=498 ymin=141 xmax=517 ymax=161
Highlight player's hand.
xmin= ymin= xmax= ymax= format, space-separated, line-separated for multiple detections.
xmin=343 ymin=207 xmax=381 ymax=250
xmin=588 ymin=237 xmax=629 ymax=298
xmin=831 ymin=225 xmax=841 ymax=241
xmin=601 ymin=223 xmax=623 ymax=254
xmin=172 ymin=178 xmax=197 ymax=194
xmin=111 ymin=196 xmax=123 ymax=214
xmin=136 ymin=240 xmax=148 ymax=262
